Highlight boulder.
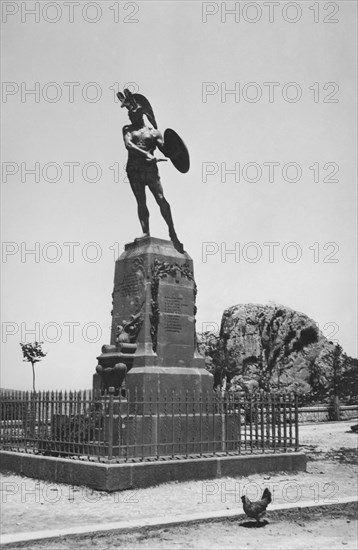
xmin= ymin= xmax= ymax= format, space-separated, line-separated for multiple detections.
xmin=199 ymin=303 xmax=357 ymax=400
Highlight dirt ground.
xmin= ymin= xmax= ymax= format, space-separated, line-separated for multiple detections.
xmin=1 ymin=420 xmax=357 ymax=549
xmin=9 ymin=504 xmax=358 ymax=550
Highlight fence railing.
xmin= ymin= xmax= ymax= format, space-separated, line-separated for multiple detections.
xmin=0 ymin=389 xmax=299 ymax=462
xmin=297 ymin=403 xmax=358 ymax=423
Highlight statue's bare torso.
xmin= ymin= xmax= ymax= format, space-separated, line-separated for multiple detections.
xmin=124 ymin=124 xmax=162 ymax=164
xmin=127 ymin=126 xmax=158 ymax=155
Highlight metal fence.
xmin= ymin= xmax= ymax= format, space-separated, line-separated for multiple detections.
xmin=0 ymin=389 xmax=299 ymax=462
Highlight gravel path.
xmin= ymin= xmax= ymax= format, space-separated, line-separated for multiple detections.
xmin=1 ymin=421 xmax=357 ymax=538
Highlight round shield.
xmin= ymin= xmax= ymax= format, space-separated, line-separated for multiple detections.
xmin=163 ymin=129 xmax=190 ymax=174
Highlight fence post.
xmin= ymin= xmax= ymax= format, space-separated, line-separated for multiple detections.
xmin=221 ymin=392 xmax=226 ymax=453
xmin=294 ymin=393 xmax=299 ymax=451
xmin=108 ymin=386 xmax=114 ymax=460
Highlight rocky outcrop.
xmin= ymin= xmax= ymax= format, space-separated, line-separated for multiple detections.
xmin=198 ymin=303 xmax=357 ymax=401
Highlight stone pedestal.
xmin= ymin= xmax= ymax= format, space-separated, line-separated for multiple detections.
xmin=108 ymin=236 xmax=213 ymax=412
xmin=93 ymin=237 xmax=214 ymax=456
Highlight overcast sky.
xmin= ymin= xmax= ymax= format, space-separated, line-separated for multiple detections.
xmin=1 ymin=0 xmax=357 ymax=390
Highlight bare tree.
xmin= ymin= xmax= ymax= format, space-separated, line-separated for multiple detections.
xmin=20 ymin=342 xmax=47 ymax=392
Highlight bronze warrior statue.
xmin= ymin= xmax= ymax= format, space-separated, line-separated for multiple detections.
xmin=117 ymin=89 xmax=189 ymax=254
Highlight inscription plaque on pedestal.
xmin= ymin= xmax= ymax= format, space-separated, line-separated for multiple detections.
xmin=156 ymin=279 xmax=195 ymax=366
xmin=164 ymin=315 xmax=182 ymax=333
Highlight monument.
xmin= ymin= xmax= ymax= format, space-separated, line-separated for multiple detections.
xmin=93 ymin=89 xmax=213 ymax=434
xmin=0 ymin=89 xmax=306 ymax=489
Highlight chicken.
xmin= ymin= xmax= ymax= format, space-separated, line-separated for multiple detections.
xmin=241 ymin=488 xmax=272 ymax=525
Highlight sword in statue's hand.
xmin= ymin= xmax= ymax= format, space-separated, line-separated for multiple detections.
xmin=145 ymin=156 xmax=168 ymax=163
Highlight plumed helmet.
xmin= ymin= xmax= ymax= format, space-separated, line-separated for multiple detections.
xmin=117 ymin=88 xmax=157 ymax=129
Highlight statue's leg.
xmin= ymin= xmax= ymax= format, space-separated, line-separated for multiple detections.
xmin=149 ymin=178 xmax=176 ymax=237
xmin=149 ymin=177 xmax=184 ymax=253
xmin=129 ymin=176 xmax=150 ymax=236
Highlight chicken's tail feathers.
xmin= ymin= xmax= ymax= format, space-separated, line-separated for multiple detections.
xmin=262 ymin=488 xmax=272 ymax=503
